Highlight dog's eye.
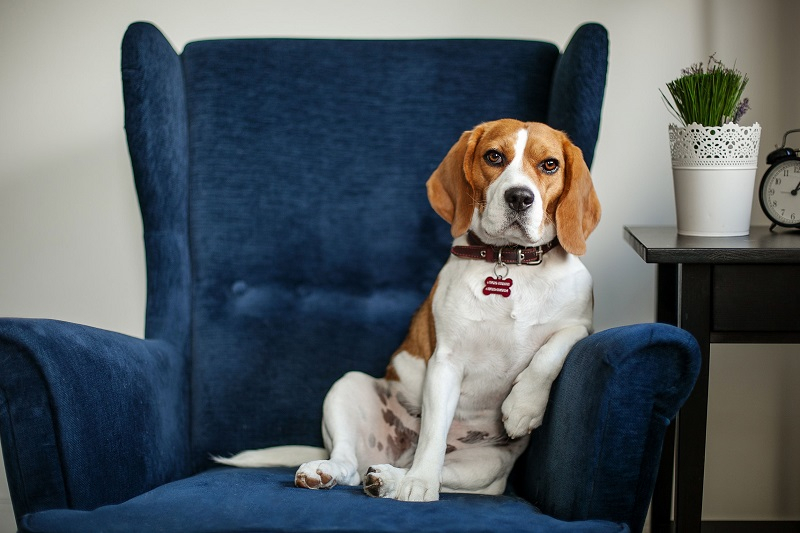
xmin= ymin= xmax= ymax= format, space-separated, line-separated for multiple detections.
xmin=484 ymin=150 xmax=505 ymax=167
xmin=540 ymin=158 xmax=559 ymax=174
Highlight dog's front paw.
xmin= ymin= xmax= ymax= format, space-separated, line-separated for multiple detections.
xmin=363 ymin=464 xmax=408 ymax=498
xmin=501 ymin=385 xmax=549 ymax=439
xmin=394 ymin=473 xmax=439 ymax=502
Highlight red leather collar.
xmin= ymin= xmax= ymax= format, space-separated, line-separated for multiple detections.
xmin=451 ymin=232 xmax=560 ymax=266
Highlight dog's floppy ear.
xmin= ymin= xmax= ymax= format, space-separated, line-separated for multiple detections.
xmin=426 ymin=128 xmax=482 ymax=238
xmin=555 ymin=138 xmax=601 ymax=255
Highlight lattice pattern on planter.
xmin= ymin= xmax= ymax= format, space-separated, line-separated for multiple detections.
xmin=669 ymin=122 xmax=761 ymax=168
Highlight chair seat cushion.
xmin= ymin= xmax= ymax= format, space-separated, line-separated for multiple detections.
xmin=20 ymin=467 xmax=629 ymax=533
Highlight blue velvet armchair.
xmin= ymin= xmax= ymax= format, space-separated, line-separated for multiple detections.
xmin=0 ymin=22 xmax=700 ymax=533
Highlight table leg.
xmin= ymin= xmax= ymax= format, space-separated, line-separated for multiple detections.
xmin=653 ymin=264 xmax=679 ymax=533
xmin=652 ymin=423 xmax=676 ymax=533
xmin=674 ymin=264 xmax=712 ymax=533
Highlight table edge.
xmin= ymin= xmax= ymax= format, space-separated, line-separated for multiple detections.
xmin=623 ymin=225 xmax=800 ymax=264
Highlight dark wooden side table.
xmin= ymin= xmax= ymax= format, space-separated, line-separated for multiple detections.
xmin=624 ymin=226 xmax=800 ymax=533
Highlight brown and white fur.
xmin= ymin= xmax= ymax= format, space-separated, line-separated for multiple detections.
xmin=216 ymin=119 xmax=601 ymax=502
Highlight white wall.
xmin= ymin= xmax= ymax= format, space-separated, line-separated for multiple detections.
xmin=1 ymin=0 xmax=798 ymax=529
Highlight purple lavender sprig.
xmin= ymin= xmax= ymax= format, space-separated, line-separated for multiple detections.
xmin=732 ymin=97 xmax=750 ymax=124
xmin=681 ymin=62 xmax=704 ymax=77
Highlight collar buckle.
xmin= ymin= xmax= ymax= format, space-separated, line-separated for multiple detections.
xmin=518 ymin=247 xmax=543 ymax=266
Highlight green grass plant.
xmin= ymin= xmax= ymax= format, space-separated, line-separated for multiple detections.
xmin=662 ymin=55 xmax=749 ymax=127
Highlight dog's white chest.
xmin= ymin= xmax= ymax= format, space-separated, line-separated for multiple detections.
xmin=436 ymin=250 xmax=582 ymax=333
xmin=428 ymin=250 xmax=592 ymax=412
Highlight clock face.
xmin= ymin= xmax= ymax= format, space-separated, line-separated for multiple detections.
xmin=760 ymin=159 xmax=800 ymax=226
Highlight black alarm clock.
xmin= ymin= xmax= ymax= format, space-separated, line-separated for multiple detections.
xmin=759 ymin=129 xmax=800 ymax=230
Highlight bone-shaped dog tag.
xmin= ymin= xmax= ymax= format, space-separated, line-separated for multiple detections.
xmin=483 ymin=276 xmax=513 ymax=297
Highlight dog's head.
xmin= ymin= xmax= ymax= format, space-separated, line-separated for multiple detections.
xmin=426 ymin=119 xmax=601 ymax=255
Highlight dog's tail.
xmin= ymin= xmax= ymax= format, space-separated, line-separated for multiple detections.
xmin=212 ymin=445 xmax=329 ymax=468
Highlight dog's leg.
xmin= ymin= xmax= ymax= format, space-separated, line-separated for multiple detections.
xmin=440 ymin=443 xmax=526 ymax=495
xmin=392 ymin=352 xmax=462 ymax=502
xmin=296 ymin=371 xmax=394 ymax=490
xmin=366 ymin=441 xmax=527 ymax=498
xmin=502 ymin=324 xmax=589 ymax=439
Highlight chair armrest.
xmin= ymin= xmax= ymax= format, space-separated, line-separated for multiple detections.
xmin=515 ymin=323 xmax=700 ymax=533
xmin=0 ymin=318 xmax=190 ymax=520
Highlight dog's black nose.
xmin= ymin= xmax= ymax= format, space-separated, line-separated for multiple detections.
xmin=505 ymin=187 xmax=534 ymax=212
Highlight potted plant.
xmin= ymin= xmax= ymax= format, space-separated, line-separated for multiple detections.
xmin=662 ymin=55 xmax=761 ymax=236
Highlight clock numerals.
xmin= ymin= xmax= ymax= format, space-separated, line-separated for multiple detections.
xmin=761 ymin=159 xmax=800 ymax=227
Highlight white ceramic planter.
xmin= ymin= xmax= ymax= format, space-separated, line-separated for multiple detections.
xmin=669 ymin=122 xmax=761 ymax=237
xmin=672 ymin=167 xmax=756 ymax=236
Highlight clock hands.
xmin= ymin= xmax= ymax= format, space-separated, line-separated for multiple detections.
xmin=792 ymin=181 xmax=800 ymax=196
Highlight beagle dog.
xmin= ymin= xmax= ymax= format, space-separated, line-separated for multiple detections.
xmin=217 ymin=119 xmax=601 ymax=502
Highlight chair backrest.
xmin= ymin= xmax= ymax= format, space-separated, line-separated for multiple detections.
xmin=121 ymin=22 xmax=607 ymax=471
